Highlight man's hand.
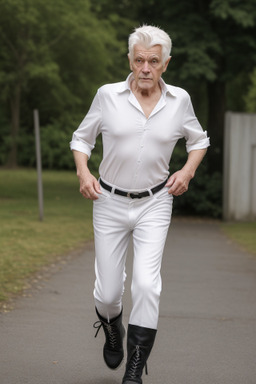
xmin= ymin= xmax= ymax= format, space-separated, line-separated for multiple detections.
xmin=72 ymin=150 xmax=102 ymax=200
xmin=166 ymin=148 xmax=207 ymax=196
xmin=166 ymin=169 xmax=192 ymax=196
xmin=78 ymin=171 xmax=101 ymax=200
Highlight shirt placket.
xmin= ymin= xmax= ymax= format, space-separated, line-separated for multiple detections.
xmin=128 ymin=91 xmax=166 ymax=189
xmin=132 ymin=116 xmax=148 ymax=187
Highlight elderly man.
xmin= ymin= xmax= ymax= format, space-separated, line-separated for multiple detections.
xmin=70 ymin=25 xmax=210 ymax=384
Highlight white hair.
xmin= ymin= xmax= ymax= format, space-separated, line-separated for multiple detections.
xmin=128 ymin=25 xmax=172 ymax=64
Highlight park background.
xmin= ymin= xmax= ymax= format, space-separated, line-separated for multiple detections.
xmin=0 ymin=0 xmax=256 ymax=307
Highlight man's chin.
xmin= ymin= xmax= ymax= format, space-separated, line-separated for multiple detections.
xmin=138 ymin=80 xmax=153 ymax=89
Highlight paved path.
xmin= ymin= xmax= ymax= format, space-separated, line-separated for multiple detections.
xmin=1 ymin=219 xmax=256 ymax=384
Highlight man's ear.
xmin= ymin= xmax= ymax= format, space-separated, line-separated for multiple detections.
xmin=163 ymin=56 xmax=172 ymax=73
xmin=128 ymin=53 xmax=133 ymax=71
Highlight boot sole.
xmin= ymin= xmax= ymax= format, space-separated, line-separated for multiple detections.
xmin=104 ymin=356 xmax=124 ymax=371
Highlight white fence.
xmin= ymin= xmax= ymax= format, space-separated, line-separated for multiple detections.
xmin=223 ymin=112 xmax=256 ymax=221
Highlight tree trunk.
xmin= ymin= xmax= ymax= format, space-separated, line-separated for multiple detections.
xmin=7 ymin=84 xmax=21 ymax=168
xmin=207 ymin=80 xmax=226 ymax=173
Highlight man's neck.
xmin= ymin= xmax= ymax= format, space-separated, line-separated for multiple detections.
xmin=131 ymin=80 xmax=161 ymax=99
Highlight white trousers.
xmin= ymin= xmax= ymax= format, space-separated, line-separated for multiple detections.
xmin=93 ymin=184 xmax=173 ymax=329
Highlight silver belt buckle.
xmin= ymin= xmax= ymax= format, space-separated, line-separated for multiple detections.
xmin=129 ymin=192 xmax=140 ymax=199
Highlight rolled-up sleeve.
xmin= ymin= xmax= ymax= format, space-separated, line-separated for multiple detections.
xmin=69 ymin=90 xmax=102 ymax=158
xmin=182 ymin=96 xmax=210 ymax=152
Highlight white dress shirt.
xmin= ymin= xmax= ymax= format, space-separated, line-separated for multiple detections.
xmin=70 ymin=73 xmax=210 ymax=191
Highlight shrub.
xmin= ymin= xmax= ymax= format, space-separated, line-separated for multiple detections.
xmin=170 ymin=141 xmax=222 ymax=218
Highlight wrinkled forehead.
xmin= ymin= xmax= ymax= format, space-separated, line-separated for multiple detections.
xmin=132 ymin=44 xmax=163 ymax=58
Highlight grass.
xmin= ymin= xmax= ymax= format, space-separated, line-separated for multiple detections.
xmin=221 ymin=222 xmax=256 ymax=256
xmin=1 ymin=169 xmax=255 ymax=308
xmin=0 ymin=169 xmax=94 ymax=305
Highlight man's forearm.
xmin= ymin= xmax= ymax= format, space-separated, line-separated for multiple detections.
xmin=182 ymin=148 xmax=207 ymax=178
xmin=167 ymin=148 xmax=207 ymax=196
xmin=72 ymin=150 xmax=90 ymax=178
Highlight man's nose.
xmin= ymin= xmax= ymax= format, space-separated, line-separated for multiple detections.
xmin=142 ymin=61 xmax=150 ymax=72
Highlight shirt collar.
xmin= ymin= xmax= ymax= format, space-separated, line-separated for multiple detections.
xmin=159 ymin=77 xmax=177 ymax=97
xmin=117 ymin=73 xmax=177 ymax=97
xmin=116 ymin=73 xmax=133 ymax=93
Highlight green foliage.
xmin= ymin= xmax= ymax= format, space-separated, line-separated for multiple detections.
xmin=226 ymin=73 xmax=251 ymax=112
xmin=17 ymin=122 xmax=75 ymax=170
xmin=0 ymin=0 xmax=129 ymax=106
xmin=88 ymin=136 xmax=103 ymax=175
xmin=245 ymin=68 xmax=256 ymax=112
xmin=1 ymin=0 xmax=256 ymax=217
xmin=129 ymin=0 xmax=256 ymax=86
xmin=130 ymin=0 xmax=256 ymax=173
xmin=0 ymin=0 xmax=129 ymax=166
xmin=210 ymin=0 xmax=256 ymax=27
xmin=15 ymin=112 xmax=103 ymax=171
xmin=0 ymin=0 xmax=61 ymax=98
xmin=40 ymin=124 xmax=74 ymax=170
xmin=0 ymin=108 xmax=10 ymax=164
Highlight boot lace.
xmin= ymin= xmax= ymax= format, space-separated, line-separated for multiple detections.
xmin=93 ymin=320 xmax=118 ymax=349
xmin=126 ymin=345 xmax=148 ymax=378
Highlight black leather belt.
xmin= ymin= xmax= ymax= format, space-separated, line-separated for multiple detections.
xmin=99 ymin=178 xmax=167 ymax=199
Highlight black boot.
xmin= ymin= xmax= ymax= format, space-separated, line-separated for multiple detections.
xmin=93 ymin=308 xmax=125 ymax=370
xmin=122 ymin=324 xmax=157 ymax=384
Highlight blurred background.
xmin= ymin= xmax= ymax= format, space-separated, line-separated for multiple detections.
xmin=1 ymin=0 xmax=256 ymax=218
xmin=1 ymin=7 xmax=256 ymax=384
xmin=0 ymin=0 xmax=256 ymax=307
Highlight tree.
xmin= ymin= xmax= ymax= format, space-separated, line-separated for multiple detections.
xmin=140 ymin=0 xmax=256 ymax=170
xmin=0 ymin=0 xmax=126 ymax=167
xmin=101 ymin=0 xmax=256 ymax=171
xmin=0 ymin=0 xmax=61 ymax=166
xmin=245 ymin=68 xmax=256 ymax=112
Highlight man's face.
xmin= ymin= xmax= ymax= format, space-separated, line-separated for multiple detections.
xmin=128 ymin=44 xmax=170 ymax=92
